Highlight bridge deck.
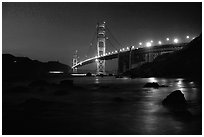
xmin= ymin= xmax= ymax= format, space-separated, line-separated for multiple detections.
xmin=72 ymin=43 xmax=186 ymax=68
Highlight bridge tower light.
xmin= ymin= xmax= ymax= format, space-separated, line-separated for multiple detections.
xmin=146 ymin=42 xmax=152 ymax=47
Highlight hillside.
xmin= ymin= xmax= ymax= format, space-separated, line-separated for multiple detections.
xmin=2 ymin=54 xmax=71 ymax=80
xmin=124 ymin=34 xmax=202 ymax=81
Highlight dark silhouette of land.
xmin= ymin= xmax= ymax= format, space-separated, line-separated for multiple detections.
xmin=2 ymin=54 xmax=71 ymax=81
xmin=124 ymin=34 xmax=202 ymax=81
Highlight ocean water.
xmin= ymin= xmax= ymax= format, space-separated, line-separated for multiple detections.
xmin=3 ymin=77 xmax=202 ymax=135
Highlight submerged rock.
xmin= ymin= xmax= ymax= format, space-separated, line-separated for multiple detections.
xmin=86 ymin=72 xmax=92 ymax=77
xmin=144 ymin=82 xmax=160 ymax=88
xmin=162 ymin=90 xmax=187 ymax=109
xmin=159 ymin=85 xmax=168 ymax=87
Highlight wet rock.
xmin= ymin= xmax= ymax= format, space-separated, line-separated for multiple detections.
xmin=86 ymin=72 xmax=92 ymax=77
xmin=144 ymin=82 xmax=160 ymax=88
xmin=59 ymin=80 xmax=73 ymax=87
xmin=162 ymin=90 xmax=187 ymax=109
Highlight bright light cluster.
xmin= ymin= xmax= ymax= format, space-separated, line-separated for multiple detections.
xmin=72 ymin=35 xmax=195 ymax=68
xmin=146 ymin=42 xmax=152 ymax=47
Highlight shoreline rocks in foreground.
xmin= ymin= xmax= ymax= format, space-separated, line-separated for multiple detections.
xmin=162 ymin=90 xmax=187 ymax=109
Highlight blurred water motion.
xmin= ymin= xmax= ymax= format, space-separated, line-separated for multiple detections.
xmin=3 ymin=77 xmax=201 ymax=135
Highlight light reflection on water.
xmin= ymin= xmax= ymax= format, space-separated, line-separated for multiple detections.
xmin=69 ymin=77 xmax=201 ymax=134
xmin=95 ymin=78 xmax=99 ymax=84
xmin=147 ymin=77 xmax=158 ymax=83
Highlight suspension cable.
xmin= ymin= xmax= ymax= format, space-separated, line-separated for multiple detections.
xmin=106 ymin=26 xmax=123 ymax=48
xmin=106 ymin=38 xmax=118 ymax=51
xmin=86 ymin=29 xmax=97 ymax=58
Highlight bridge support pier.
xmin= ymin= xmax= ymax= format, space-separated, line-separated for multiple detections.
xmin=118 ymin=50 xmax=130 ymax=75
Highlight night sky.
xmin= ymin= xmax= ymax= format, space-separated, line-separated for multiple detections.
xmin=2 ymin=2 xmax=202 ymax=71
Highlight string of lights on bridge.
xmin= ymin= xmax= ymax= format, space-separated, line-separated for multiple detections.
xmin=72 ymin=35 xmax=195 ymax=68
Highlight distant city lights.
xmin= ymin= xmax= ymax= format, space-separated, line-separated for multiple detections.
xmin=139 ymin=42 xmax=142 ymax=45
xmin=158 ymin=41 xmax=162 ymax=45
xmin=166 ymin=38 xmax=169 ymax=41
xmin=49 ymin=71 xmax=63 ymax=74
xmin=150 ymin=40 xmax=153 ymax=43
xmin=186 ymin=36 xmax=189 ymax=39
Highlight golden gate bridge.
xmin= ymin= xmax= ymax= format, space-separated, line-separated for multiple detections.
xmin=72 ymin=21 xmax=195 ymax=75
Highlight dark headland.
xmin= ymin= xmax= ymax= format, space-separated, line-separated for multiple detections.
xmin=123 ymin=34 xmax=202 ymax=82
xmin=2 ymin=54 xmax=71 ymax=81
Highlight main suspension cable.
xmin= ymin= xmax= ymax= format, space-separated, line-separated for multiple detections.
xmin=106 ymin=26 xmax=123 ymax=48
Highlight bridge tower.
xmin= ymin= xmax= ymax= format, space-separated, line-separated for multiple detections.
xmin=96 ymin=21 xmax=106 ymax=75
xmin=72 ymin=50 xmax=78 ymax=73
